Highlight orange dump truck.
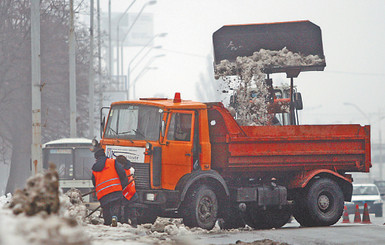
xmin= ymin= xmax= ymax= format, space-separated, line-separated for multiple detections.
xmin=99 ymin=94 xmax=370 ymax=230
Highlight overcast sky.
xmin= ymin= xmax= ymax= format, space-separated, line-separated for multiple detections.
xmin=99 ymin=0 xmax=385 ymax=142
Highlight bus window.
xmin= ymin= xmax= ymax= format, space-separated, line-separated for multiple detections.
xmin=74 ymin=148 xmax=94 ymax=180
xmin=45 ymin=148 xmax=73 ymax=179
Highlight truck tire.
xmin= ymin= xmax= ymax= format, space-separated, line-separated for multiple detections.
xmin=303 ymin=178 xmax=344 ymax=226
xmin=245 ymin=206 xmax=291 ymax=229
xmin=293 ymin=192 xmax=313 ymax=227
xmin=244 ymin=206 xmax=269 ymax=229
xmin=137 ymin=208 xmax=158 ymax=225
xmin=182 ymin=185 xmax=218 ymax=230
xmin=218 ymin=207 xmax=245 ymax=230
xmin=262 ymin=207 xmax=292 ymax=229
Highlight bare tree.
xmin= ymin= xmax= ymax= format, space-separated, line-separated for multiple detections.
xmin=0 ymin=0 xmax=93 ymax=193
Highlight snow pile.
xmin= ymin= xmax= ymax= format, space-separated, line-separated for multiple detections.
xmin=84 ymin=217 xmax=224 ymax=244
xmin=8 ymin=163 xmax=60 ymax=215
xmin=0 ymin=164 xmax=91 ymax=245
xmin=215 ymin=47 xmax=324 ymax=126
xmin=61 ymin=188 xmax=103 ymax=225
xmin=0 ymin=192 xmax=11 ymax=207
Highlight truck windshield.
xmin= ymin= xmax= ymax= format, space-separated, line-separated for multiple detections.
xmin=105 ymin=104 xmax=162 ymax=141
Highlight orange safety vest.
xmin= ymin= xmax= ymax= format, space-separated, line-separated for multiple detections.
xmin=93 ymin=158 xmax=123 ymax=200
xmin=122 ymin=168 xmax=136 ymax=201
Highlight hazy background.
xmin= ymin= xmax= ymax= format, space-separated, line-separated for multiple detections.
xmin=108 ymin=0 xmax=385 ymax=127
xmin=1 ymin=0 xmax=385 ymax=194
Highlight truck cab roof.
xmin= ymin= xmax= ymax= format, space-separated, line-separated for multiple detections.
xmin=111 ymin=97 xmax=207 ymax=110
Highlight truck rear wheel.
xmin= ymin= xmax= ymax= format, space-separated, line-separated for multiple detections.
xmin=182 ymin=185 xmax=218 ymax=230
xmin=297 ymin=178 xmax=344 ymax=226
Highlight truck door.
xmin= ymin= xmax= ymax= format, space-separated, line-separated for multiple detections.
xmin=161 ymin=110 xmax=195 ymax=190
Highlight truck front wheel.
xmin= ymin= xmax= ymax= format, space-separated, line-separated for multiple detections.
xmin=302 ymin=178 xmax=344 ymax=226
xmin=182 ymin=185 xmax=218 ymax=230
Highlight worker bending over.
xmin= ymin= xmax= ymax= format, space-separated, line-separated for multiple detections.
xmin=91 ymin=146 xmax=128 ymax=226
xmin=116 ymin=155 xmax=139 ymax=228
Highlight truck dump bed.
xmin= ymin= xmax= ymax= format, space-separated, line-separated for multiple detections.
xmin=207 ymin=104 xmax=371 ymax=176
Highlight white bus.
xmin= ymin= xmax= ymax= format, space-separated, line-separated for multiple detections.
xmin=43 ymin=138 xmax=97 ymax=205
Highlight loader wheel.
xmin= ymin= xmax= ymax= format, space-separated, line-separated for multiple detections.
xmin=182 ymin=185 xmax=218 ymax=230
xmin=303 ymin=178 xmax=344 ymax=226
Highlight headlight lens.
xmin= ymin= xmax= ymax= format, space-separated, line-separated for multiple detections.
xmin=146 ymin=193 xmax=156 ymax=201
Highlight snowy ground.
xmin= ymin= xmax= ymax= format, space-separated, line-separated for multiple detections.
xmin=1 ymin=193 xmax=288 ymax=245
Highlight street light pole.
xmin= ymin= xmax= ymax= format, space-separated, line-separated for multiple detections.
xmin=126 ymin=33 xmax=167 ymax=99
xmin=132 ymin=67 xmax=158 ymax=99
xmin=69 ymin=0 xmax=77 ymax=137
xmin=88 ymin=0 xmax=95 ymax=138
xmin=119 ymin=0 xmax=157 ymax=80
xmin=343 ymin=102 xmax=371 ymax=125
xmin=344 ymin=102 xmax=372 ymax=181
xmin=378 ymin=110 xmax=385 ymax=180
xmin=108 ymin=0 xmax=111 ymax=82
xmin=116 ymin=0 xmax=137 ymax=78
xmin=132 ymin=54 xmax=165 ymax=99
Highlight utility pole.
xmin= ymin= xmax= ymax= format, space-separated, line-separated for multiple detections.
xmin=108 ymin=0 xmax=112 ymax=82
xmin=97 ymin=0 xmax=102 ymax=112
xmin=31 ymin=0 xmax=42 ymax=174
xmin=89 ymin=0 xmax=95 ymax=138
xmin=379 ymin=109 xmax=383 ymax=180
xmin=69 ymin=0 xmax=77 ymax=137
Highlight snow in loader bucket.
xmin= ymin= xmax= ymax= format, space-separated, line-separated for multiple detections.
xmin=212 ymin=20 xmax=326 ymax=74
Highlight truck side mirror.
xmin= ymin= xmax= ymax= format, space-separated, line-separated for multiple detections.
xmin=100 ymin=116 xmax=105 ymax=138
xmin=161 ymin=120 xmax=166 ymax=137
xmin=100 ymin=106 xmax=110 ymax=138
xmin=294 ymin=92 xmax=303 ymax=110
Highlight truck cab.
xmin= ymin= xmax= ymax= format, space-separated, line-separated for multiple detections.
xmin=100 ymin=94 xmax=219 ymax=226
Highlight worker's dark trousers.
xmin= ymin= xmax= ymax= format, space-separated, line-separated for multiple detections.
xmin=102 ymin=200 xmax=121 ymax=225
xmin=122 ymin=193 xmax=138 ymax=227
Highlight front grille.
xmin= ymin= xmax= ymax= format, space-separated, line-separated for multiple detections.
xmin=132 ymin=162 xmax=150 ymax=189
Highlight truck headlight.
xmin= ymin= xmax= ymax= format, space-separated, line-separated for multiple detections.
xmin=146 ymin=193 xmax=156 ymax=201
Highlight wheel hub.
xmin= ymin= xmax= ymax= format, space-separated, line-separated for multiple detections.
xmin=318 ymin=194 xmax=330 ymax=211
xmin=199 ymin=197 xmax=213 ymax=221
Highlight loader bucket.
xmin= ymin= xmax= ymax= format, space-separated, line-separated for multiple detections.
xmin=213 ymin=20 xmax=326 ymax=74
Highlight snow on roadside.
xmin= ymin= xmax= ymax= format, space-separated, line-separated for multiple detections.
xmin=0 ymin=165 xmax=289 ymax=245
xmin=0 ymin=164 xmax=91 ymax=245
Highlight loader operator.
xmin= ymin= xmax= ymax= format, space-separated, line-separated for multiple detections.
xmin=116 ymin=155 xmax=139 ymax=228
xmin=91 ymin=145 xmax=128 ymax=227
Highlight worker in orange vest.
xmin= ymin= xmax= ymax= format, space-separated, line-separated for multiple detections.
xmin=91 ymin=146 xmax=128 ymax=226
xmin=116 ymin=155 xmax=138 ymax=227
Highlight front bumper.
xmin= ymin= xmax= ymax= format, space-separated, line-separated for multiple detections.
xmin=136 ymin=189 xmax=180 ymax=215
